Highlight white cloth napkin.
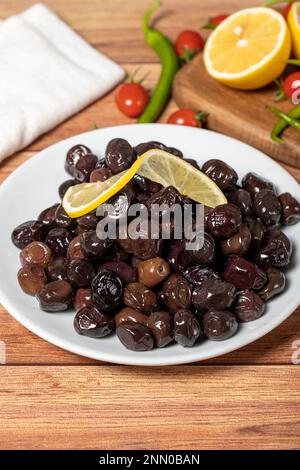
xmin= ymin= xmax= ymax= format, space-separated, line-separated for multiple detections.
xmin=0 ymin=3 xmax=125 ymax=162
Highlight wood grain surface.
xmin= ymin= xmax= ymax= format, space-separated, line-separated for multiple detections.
xmin=173 ymin=56 xmax=300 ymax=168
xmin=0 ymin=0 xmax=300 ymax=450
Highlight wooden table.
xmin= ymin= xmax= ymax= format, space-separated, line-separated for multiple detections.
xmin=0 ymin=0 xmax=300 ymax=450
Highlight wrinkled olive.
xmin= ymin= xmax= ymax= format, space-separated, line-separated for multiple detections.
xmin=224 ymin=256 xmax=267 ymax=290
xmin=202 ymin=159 xmax=238 ymax=192
xmin=67 ymin=259 xmax=95 ymax=288
xmin=74 ymin=305 xmax=114 ymax=338
xmin=182 ymin=266 xmax=220 ymax=287
xmin=258 ymin=268 xmax=286 ymax=301
xmin=92 ymin=268 xmax=123 ymax=312
xmin=105 ymin=138 xmax=136 ymax=174
xmin=67 ymin=235 xmax=85 ymax=260
xmin=124 ymin=282 xmax=157 ymax=313
xmin=229 ymin=189 xmax=255 ymax=217
xmin=73 ymin=288 xmax=92 ymax=311
xmin=81 ymin=231 xmax=112 ymax=259
xmin=174 ymin=309 xmax=201 ymax=347
xmin=253 ymin=229 xmax=292 ymax=269
xmin=58 ymin=179 xmax=77 ymax=199
xmin=73 ymin=154 xmax=98 ymax=183
xmin=65 ymin=144 xmax=91 ymax=176
xmin=233 ymin=290 xmax=265 ymax=322
xmin=147 ymin=311 xmax=174 ymax=348
xmin=115 ymin=307 xmax=149 ymax=328
xmin=12 ymin=220 xmax=47 ymax=249
xmin=46 ymin=256 xmax=69 ymax=282
xmin=36 ymin=280 xmax=73 ymax=312
xmin=203 ymin=310 xmax=238 ymax=341
xmin=242 ymin=172 xmax=275 ymax=197
xmin=162 ymin=274 xmax=192 ymax=313
xmin=38 ymin=204 xmax=60 ymax=226
xmin=192 ymin=279 xmax=236 ymax=311
xmin=254 ymin=189 xmax=281 ymax=226
xmin=89 ymin=168 xmax=112 ymax=183
xmin=279 ymin=192 xmax=300 ymax=225
xmin=18 ymin=265 xmax=47 ymax=295
xmin=20 ymin=241 xmax=52 ymax=268
xmin=45 ymin=227 xmax=72 ymax=257
xmin=187 ymin=232 xmax=216 ymax=265
xmin=220 ymin=223 xmax=252 ymax=256
xmin=207 ymin=203 xmax=242 ymax=238
xmin=116 ymin=321 xmax=154 ymax=351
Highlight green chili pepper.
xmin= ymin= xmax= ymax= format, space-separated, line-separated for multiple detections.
xmin=138 ymin=0 xmax=178 ymax=123
xmin=267 ymin=105 xmax=300 ymax=143
xmin=286 ymin=59 xmax=300 ymax=66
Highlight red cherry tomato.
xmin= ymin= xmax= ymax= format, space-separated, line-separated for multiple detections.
xmin=115 ymin=83 xmax=149 ymax=118
xmin=167 ymin=109 xmax=205 ymax=127
xmin=174 ymin=30 xmax=205 ymax=61
xmin=211 ymin=14 xmax=229 ymax=26
xmin=283 ymin=3 xmax=292 ymax=19
xmin=283 ymin=71 xmax=300 ymax=99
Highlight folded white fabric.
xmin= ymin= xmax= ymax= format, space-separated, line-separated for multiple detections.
xmin=0 ymin=3 xmax=125 ymax=162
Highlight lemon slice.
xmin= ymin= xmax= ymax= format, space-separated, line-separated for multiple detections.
xmin=287 ymin=2 xmax=300 ymax=59
xmin=63 ymin=149 xmax=226 ymax=217
xmin=203 ymin=7 xmax=291 ymax=89
xmin=137 ymin=149 xmax=227 ymax=207
xmin=63 ymin=159 xmax=141 ymax=218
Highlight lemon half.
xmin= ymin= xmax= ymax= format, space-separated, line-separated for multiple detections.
xmin=203 ymin=7 xmax=291 ymax=90
xmin=287 ymin=2 xmax=300 ymax=59
xmin=63 ymin=150 xmax=227 ymax=218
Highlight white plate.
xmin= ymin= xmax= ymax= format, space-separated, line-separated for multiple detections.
xmin=0 ymin=124 xmax=300 ymax=366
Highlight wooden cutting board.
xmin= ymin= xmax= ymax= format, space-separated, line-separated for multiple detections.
xmin=173 ymin=55 xmax=300 ymax=169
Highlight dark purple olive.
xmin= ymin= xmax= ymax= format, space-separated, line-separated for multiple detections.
xmin=46 ymin=257 xmax=69 ymax=282
xmin=132 ymin=174 xmax=148 ymax=192
xmin=174 ymin=309 xmax=201 ymax=347
xmin=116 ymin=321 xmax=154 ymax=351
xmin=253 ymin=229 xmax=292 ymax=269
xmin=17 ymin=265 xmax=47 ymax=295
xmin=145 ymin=185 xmax=185 ymax=209
xmin=202 ymin=159 xmax=238 ymax=192
xmin=67 ymin=235 xmax=84 ymax=260
xmin=77 ymin=213 xmax=98 ymax=231
xmin=74 ymin=305 xmax=114 ymax=338
xmin=118 ymin=229 xmax=164 ymax=261
xmin=279 ymin=192 xmax=300 ymax=225
xmin=162 ymin=274 xmax=192 ymax=313
xmin=67 ymin=259 xmax=95 ymax=288
xmin=105 ymin=138 xmax=136 ymax=174
xmin=182 ymin=266 xmax=220 ymax=287
xmin=246 ymin=217 xmax=265 ymax=251
xmin=65 ymin=144 xmax=91 ymax=176
xmin=242 ymin=172 xmax=275 ymax=197
xmin=81 ymin=231 xmax=112 ymax=260
xmin=192 ymin=279 xmax=236 ymax=311
xmin=124 ymin=282 xmax=157 ymax=313
xmin=12 ymin=220 xmax=47 ymax=249
xmin=38 ymin=204 xmax=60 ymax=227
xmin=91 ymin=268 xmax=123 ymax=312
xmin=258 ymin=268 xmax=286 ymax=301
xmin=203 ymin=310 xmax=238 ymax=341
xmin=220 ymin=223 xmax=252 ymax=256
xmin=184 ymin=158 xmax=200 ymax=170
xmin=207 ymin=203 xmax=242 ymax=238
xmin=89 ymin=168 xmax=112 ymax=183
xmin=147 ymin=311 xmax=173 ymax=348
xmin=115 ymin=307 xmax=149 ymax=328
xmin=187 ymin=232 xmax=215 ymax=265
xmin=20 ymin=241 xmax=52 ymax=268
xmin=58 ymin=180 xmax=77 ymax=199
xmin=134 ymin=141 xmax=168 ymax=156
xmin=73 ymin=154 xmax=98 ymax=183
xmin=55 ymin=204 xmax=74 ymax=229
xmin=36 ymin=280 xmax=73 ymax=312
xmin=95 ymin=158 xmax=107 ymax=169
xmin=229 ymin=189 xmax=255 ymax=217
xmin=100 ymin=261 xmax=137 ymax=283
xmin=106 ymin=187 xmax=134 ymax=221
xmin=223 ymin=256 xmax=267 ymax=290
xmin=73 ymin=288 xmax=92 ymax=311
xmin=167 ymin=147 xmax=183 ymax=158
xmin=254 ymin=189 xmax=281 ymax=226
xmin=233 ymin=290 xmax=265 ymax=322
xmin=167 ymin=240 xmax=190 ymax=271
xmin=45 ymin=227 xmax=72 ymax=257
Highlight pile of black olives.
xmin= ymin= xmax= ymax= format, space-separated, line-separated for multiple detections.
xmin=12 ymin=138 xmax=300 ymax=352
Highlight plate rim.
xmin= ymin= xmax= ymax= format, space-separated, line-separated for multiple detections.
xmin=0 ymin=123 xmax=300 ymax=366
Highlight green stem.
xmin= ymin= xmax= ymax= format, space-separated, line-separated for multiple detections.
xmin=286 ymin=59 xmax=300 ymax=66
xmin=263 ymin=0 xmax=294 ymax=6
xmin=143 ymin=0 xmax=161 ymax=36
xmin=267 ymin=106 xmax=300 ymax=142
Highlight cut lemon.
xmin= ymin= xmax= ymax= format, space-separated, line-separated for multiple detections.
xmin=203 ymin=7 xmax=291 ymax=90
xmin=287 ymin=2 xmax=300 ymax=59
xmin=63 ymin=149 xmax=227 ymax=218
xmin=136 ymin=149 xmax=227 ymax=207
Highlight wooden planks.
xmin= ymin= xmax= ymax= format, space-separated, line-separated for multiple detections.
xmin=0 ymin=366 xmax=299 ymax=449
